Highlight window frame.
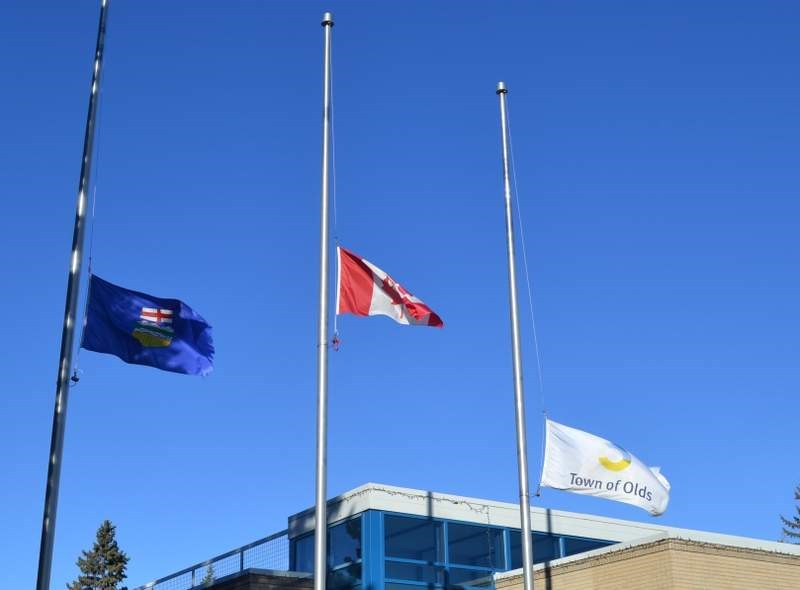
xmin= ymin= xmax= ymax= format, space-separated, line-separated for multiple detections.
xmin=289 ymin=513 xmax=364 ymax=589
xmin=382 ymin=512 xmax=508 ymax=589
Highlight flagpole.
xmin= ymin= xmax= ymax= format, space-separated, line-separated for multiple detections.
xmin=36 ymin=2 xmax=110 ymax=589
xmin=496 ymin=81 xmax=535 ymax=590
xmin=315 ymin=12 xmax=334 ymax=590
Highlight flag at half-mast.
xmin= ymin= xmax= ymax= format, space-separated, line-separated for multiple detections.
xmin=336 ymin=246 xmax=443 ymax=327
xmin=81 ymin=275 xmax=214 ymax=375
xmin=540 ymin=419 xmax=671 ymax=516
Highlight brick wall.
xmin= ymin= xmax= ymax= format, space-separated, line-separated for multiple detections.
xmin=495 ymin=538 xmax=800 ymax=590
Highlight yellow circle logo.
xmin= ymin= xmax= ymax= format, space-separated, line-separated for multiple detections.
xmin=598 ymin=444 xmax=632 ymax=471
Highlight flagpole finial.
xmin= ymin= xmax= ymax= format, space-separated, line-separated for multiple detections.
xmin=496 ymin=81 xmax=508 ymax=95
xmin=322 ymin=12 xmax=334 ymax=26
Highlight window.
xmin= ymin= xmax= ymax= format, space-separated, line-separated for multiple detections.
xmin=330 ymin=518 xmax=362 ymax=566
xmin=385 ymin=562 xmax=444 ymax=584
xmin=290 ymin=514 xmax=362 ymax=590
xmin=382 ymin=515 xmax=614 ymax=589
xmin=384 ymin=515 xmax=444 ymax=562
xmin=508 ymin=531 xmax=559 ymax=567
xmin=293 ymin=533 xmax=314 ymax=573
xmin=562 ymin=536 xmax=612 ymax=557
xmin=447 ymin=523 xmax=504 ymax=569
xmin=329 ymin=562 xmax=361 ymax=590
xmin=384 ymin=515 xmax=506 ymax=587
xmin=448 ymin=567 xmax=494 ymax=589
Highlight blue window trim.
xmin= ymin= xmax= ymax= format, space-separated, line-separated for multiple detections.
xmin=384 ymin=582 xmax=445 ymax=588
xmin=384 ymin=556 xmax=445 ymax=567
xmin=503 ymin=529 xmax=511 ymax=571
xmin=442 ymin=520 xmax=450 ymax=566
xmin=559 ymin=532 xmax=614 ymax=545
xmin=381 ymin=511 xmax=509 ymax=589
xmin=382 ymin=559 xmax=496 ymax=575
xmin=363 ymin=510 xmax=382 ymax=590
xmin=294 ymin=508 xmax=618 ymax=590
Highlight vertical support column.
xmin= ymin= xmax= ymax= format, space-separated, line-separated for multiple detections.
xmin=362 ymin=511 xmax=383 ymax=590
xmin=503 ymin=529 xmax=512 ymax=571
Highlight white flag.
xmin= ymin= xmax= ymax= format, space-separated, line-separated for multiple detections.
xmin=540 ymin=419 xmax=671 ymax=516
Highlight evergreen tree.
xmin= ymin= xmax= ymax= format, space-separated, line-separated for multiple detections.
xmin=67 ymin=520 xmax=129 ymax=590
xmin=780 ymin=485 xmax=800 ymax=544
xmin=201 ymin=562 xmax=215 ymax=586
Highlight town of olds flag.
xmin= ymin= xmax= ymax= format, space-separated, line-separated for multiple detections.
xmin=81 ymin=275 xmax=214 ymax=376
xmin=540 ymin=419 xmax=671 ymax=516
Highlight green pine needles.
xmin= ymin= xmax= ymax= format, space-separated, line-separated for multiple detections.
xmin=67 ymin=520 xmax=129 ymax=590
xmin=780 ymin=485 xmax=800 ymax=544
xmin=202 ymin=562 xmax=216 ymax=586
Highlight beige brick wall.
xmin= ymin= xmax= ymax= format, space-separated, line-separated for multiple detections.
xmin=495 ymin=538 xmax=800 ymax=590
xmin=669 ymin=539 xmax=799 ymax=590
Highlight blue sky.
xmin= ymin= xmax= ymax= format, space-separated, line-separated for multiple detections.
xmin=2 ymin=0 xmax=799 ymax=587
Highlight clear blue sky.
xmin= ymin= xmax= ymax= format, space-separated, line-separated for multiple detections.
xmin=2 ymin=1 xmax=799 ymax=588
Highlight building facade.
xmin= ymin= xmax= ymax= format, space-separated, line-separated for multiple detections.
xmin=135 ymin=483 xmax=800 ymax=590
xmin=495 ymin=535 xmax=800 ymax=590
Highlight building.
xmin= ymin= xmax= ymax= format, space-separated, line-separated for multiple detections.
xmin=495 ymin=534 xmax=800 ymax=590
xmin=135 ymin=483 xmax=800 ymax=590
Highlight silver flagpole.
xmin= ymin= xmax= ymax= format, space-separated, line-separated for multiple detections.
xmin=496 ymin=81 xmax=535 ymax=590
xmin=36 ymin=1 xmax=110 ymax=589
xmin=315 ymin=12 xmax=334 ymax=590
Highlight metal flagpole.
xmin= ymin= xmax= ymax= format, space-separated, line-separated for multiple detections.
xmin=315 ymin=12 xmax=334 ymax=590
xmin=496 ymin=81 xmax=535 ymax=590
xmin=36 ymin=2 xmax=110 ymax=589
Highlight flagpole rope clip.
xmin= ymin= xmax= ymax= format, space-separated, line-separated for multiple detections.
xmin=332 ymin=333 xmax=341 ymax=352
xmin=70 ymin=369 xmax=82 ymax=385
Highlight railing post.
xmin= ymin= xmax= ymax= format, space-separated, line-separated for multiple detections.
xmin=191 ymin=568 xmax=195 ymax=587
xmin=240 ymin=549 xmax=245 ymax=572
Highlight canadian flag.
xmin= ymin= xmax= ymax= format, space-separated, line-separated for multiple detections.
xmin=336 ymin=246 xmax=443 ymax=327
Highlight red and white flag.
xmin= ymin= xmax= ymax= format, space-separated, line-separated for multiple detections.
xmin=336 ymin=246 xmax=443 ymax=327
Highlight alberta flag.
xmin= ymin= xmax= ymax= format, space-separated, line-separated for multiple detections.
xmin=81 ymin=275 xmax=214 ymax=376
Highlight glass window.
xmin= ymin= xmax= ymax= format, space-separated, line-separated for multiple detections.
xmin=509 ymin=531 xmax=559 ymax=568
xmin=291 ymin=515 xmax=362 ymax=574
xmin=448 ymin=523 xmax=504 ymax=568
xmin=448 ymin=567 xmax=494 ymax=589
xmin=384 ymin=515 xmax=444 ymax=562
xmin=330 ymin=518 xmax=362 ymax=566
xmin=329 ymin=562 xmax=362 ymax=590
xmin=293 ymin=533 xmax=314 ymax=573
xmin=385 ymin=562 xmax=444 ymax=584
xmin=562 ymin=536 xmax=612 ymax=557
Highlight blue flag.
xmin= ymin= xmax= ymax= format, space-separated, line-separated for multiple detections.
xmin=82 ymin=275 xmax=214 ymax=376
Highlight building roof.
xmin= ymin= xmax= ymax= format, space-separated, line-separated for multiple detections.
xmin=288 ymin=482 xmax=800 ymax=557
